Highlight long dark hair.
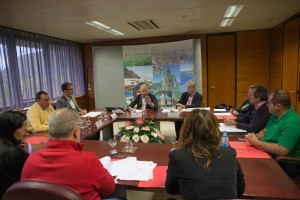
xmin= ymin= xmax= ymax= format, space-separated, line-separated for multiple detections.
xmin=0 ymin=111 xmax=27 ymax=145
xmin=0 ymin=111 xmax=27 ymax=172
xmin=180 ymin=109 xmax=221 ymax=170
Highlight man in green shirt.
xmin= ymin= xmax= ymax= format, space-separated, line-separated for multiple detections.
xmin=245 ymin=90 xmax=300 ymax=177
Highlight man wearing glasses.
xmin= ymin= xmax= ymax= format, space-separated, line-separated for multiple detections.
xmin=56 ymin=82 xmax=87 ymax=116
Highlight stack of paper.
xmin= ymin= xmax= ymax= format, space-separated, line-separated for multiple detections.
xmin=100 ymin=156 xmax=157 ymax=181
xmin=219 ymin=123 xmax=247 ymax=133
xmin=82 ymin=112 xmax=102 ymax=117
xmin=184 ymin=107 xmax=210 ymax=112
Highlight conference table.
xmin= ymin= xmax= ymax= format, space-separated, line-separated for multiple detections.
xmin=26 ymin=108 xmax=300 ymax=199
xmin=24 ymin=140 xmax=300 ymax=199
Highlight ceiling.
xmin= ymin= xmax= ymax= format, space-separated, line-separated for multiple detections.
xmin=0 ymin=0 xmax=299 ymax=43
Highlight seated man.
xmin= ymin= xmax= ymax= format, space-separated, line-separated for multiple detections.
xmin=245 ymin=90 xmax=300 ymax=177
xmin=225 ymin=85 xmax=271 ymax=133
xmin=56 ymin=82 xmax=87 ymax=115
xmin=21 ymin=108 xmax=115 ymax=200
xmin=26 ymin=91 xmax=54 ymax=132
xmin=128 ymin=84 xmax=158 ymax=110
xmin=175 ymin=80 xmax=203 ymax=141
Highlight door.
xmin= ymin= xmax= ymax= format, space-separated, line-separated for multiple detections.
xmin=207 ymin=34 xmax=236 ymax=108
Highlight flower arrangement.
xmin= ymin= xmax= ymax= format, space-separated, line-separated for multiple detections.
xmin=114 ymin=117 xmax=165 ymax=143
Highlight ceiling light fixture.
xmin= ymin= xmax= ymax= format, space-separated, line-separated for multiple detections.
xmin=224 ymin=5 xmax=244 ymax=18
xmin=220 ymin=18 xmax=235 ymax=27
xmin=85 ymin=20 xmax=124 ymax=36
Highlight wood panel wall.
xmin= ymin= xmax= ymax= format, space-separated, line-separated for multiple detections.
xmin=269 ymin=24 xmax=283 ymax=90
xmin=236 ymin=29 xmax=270 ymax=107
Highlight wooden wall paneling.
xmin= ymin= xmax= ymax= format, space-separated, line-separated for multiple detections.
xmin=207 ymin=34 xmax=236 ymax=108
xmin=282 ymin=17 xmax=300 ymax=110
xmin=269 ymin=24 xmax=283 ymax=90
xmin=200 ymin=34 xmax=207 ymax=107
xmin=83 ymin=43 xmax=95 ymax=111
xmin=236 ymin=30 xmax=270 ymax=107
xmin=75 ymin=95 xmax=87 ymax=110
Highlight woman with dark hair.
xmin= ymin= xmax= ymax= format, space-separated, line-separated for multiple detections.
xmin=0 ymin=111 xmax=29 ymax=198
xmin=165 ymin=109 xmax=246 ymax=199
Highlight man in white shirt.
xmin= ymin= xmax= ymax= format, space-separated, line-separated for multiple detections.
xmin=56 ymin=82 xmax=87 ymax=115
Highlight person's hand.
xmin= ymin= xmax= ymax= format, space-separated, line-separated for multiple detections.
xmin=224 ymin=119 xmax=237 ymax=126
xmin=79 ymin=109 xmax=87 ymax=116
xmin=176 ymin=103 xmax=185 ymax=109
xmin=232 ymin=110 xmax=239 ymax=116
xmin=145 ymin=96 xmax=152 ymax=105
xmin=18 ymin=140 xmax=26 ymax=149
xmin=245 ymin=133 xmax=259 ymax=145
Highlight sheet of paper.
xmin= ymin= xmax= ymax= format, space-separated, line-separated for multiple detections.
xmin=82 ymin=112 xmax=102 ymax=117
xmin=229 ymin=141 xmax=257 ymax=150
xmin=214 ymin=108 xmax=226 ymax=112
xmin=138 ymin=166 xmax=167 ymax=188
xmin=185 ymin=107 xmax=210 ymax=112
xmin=219 ymin=123 xmax=247 ymax=132
xmin=25 ymin=136 xmax=48 ymax=144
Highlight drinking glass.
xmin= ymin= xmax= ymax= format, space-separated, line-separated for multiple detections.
xmin=170 ymin=138 xmax=177 ymax=152
xmin=80 ymin=118 xmax=87 ymax=129
xmin=125 ymin=140 xmax=133 ymax=153
xmin=108 ymin=138 xmax=118 ymax=154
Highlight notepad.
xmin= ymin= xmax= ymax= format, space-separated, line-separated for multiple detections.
xmin=25 ymin=136 xmax=48 ymax=144
xmin=229 ymin=141 xmax=271 ymax=159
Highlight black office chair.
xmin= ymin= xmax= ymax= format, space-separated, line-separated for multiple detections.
xmin=276 ymin=155 xmax=300 ymax=188
xmin=2 ymin=180 xmax=84 ymax=200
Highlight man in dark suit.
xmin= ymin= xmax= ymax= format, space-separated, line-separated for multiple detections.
xmin=56 ymin=82 xmax=87 ymax=116
xmin=175 ymin=80 xmax=203 ymax=141
xmin=128 ymin=84 xmax=158 ymax=110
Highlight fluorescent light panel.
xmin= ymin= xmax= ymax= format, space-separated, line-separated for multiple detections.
xmin=86 ymin=20 xmax=124 ymax=36
xmin=220 ymin=18 xmax=235 ymax=27
xmin=224 ymin=5 xmax=244 ymax=18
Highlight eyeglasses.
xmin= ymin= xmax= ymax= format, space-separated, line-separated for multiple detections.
xmin=66 ymin=88 xmax=73 ymax=90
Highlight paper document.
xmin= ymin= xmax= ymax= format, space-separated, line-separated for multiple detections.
xmin=162 ymin=109 xmax=179 ymax=113
xmin=219 ymin=123 xmax=247 ymax=133
xmin=112 ymin=109 xmax=125 ymax=114
xmin=99 ymin=156 xmax=157 ymax=181
xmin=185 ymin=107 xmax=210 ymax=112
xmin=82 ymin=112 xmax=102 ymax=117
xmin=229 ymin=142 xmax=271 ymax=159
xmin=214 ymin=108 xmax=226 ymax=112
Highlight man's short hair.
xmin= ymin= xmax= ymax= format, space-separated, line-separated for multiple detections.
xmin=269 ymin=90 xmax=291 ymax=109
xmin=49 ymin=108 xmax=81 ymax=138
xmin=35 ymin=91 xmax=48 ymax=101
xmin=140 ymin=84 xmax=149 ymax=90
xmin=250 ymin=85 xmax=268 ymax=101
xmin=188 ymin=80 xmax=197 ymax=88
xmin=61 ymin=82 xmax=72 ymax=92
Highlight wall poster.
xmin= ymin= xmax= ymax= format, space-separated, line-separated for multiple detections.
xmin=123 ymin=39 xmax=194 ymax=107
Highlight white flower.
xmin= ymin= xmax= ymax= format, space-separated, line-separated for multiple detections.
xmin=132 ymin=134 xmax=140 ymax=142
xmin=151 ymin=132 xmax=158 ymax=137
xmin=140 ymin=134 xmax=150 ymax=143
xmin=133 ymin=127 xmax=139 ymax=133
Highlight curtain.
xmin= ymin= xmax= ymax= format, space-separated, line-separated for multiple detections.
xmin=0 ymin=27 xmax=85 ymax=112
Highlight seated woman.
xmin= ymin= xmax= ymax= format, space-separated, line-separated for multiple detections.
xmin=165 ymin=109 xmax=246 ymax=199
xmin=0 ymin=111 xmax=29 ymax=198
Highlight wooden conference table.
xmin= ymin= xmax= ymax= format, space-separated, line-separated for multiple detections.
xmin=25 ymin=140 xmax=300 ymax=199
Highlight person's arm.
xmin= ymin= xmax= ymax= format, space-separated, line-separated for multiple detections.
xmin=165 ymin=152 xmax=180 ymax=195
xmin=236 ymin=160 xmax=246 ymax=197
xmin=245 ymin=133 xmax=290 ymax=156
xmin=91 ymin=156 xmax=115 ymax=196
xmin=55 ymin=98 xmax=67 ymax=110
xmin=128 ymin=95 xmax=139 ymax=109
xmin=149 ymin=94 xmax=158 ymax=110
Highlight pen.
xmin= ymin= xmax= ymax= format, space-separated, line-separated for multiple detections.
xmin=237 ymin=138 xmax=246 ymax=141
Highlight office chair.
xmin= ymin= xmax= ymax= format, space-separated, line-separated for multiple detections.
xmin=2 ymin=180 xmax=84 ymax=200
xmin=276 ymin=155 xmax=300 ymax=188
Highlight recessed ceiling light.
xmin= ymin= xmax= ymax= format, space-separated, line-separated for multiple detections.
xmin=220 ymin=18 xmax=235 ymax=27
xmin=85 ymin=21 xmax=110 ymax=29
xmin=224 ymin=5 xmax=244 ymax=18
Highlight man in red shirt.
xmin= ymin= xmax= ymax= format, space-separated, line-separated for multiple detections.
xmin=21 ymin=108 xmax=115 ymax=200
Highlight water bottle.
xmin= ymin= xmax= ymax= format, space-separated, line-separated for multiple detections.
xmin=222 ymin=131 xmax=229 ymax=147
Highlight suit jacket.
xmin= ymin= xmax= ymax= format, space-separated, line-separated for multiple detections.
xmin=56 ymin=95 xmax=82 ymax=112
xmin=128 ymin=93 xmax=158 ymax=110
xmin=165 ymin=147 xmax=246 ymax=199
xmin=177 ymin=92 xmax=202 ymax=108
xmin=235 ymin=102 xmax=271 ymax=133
